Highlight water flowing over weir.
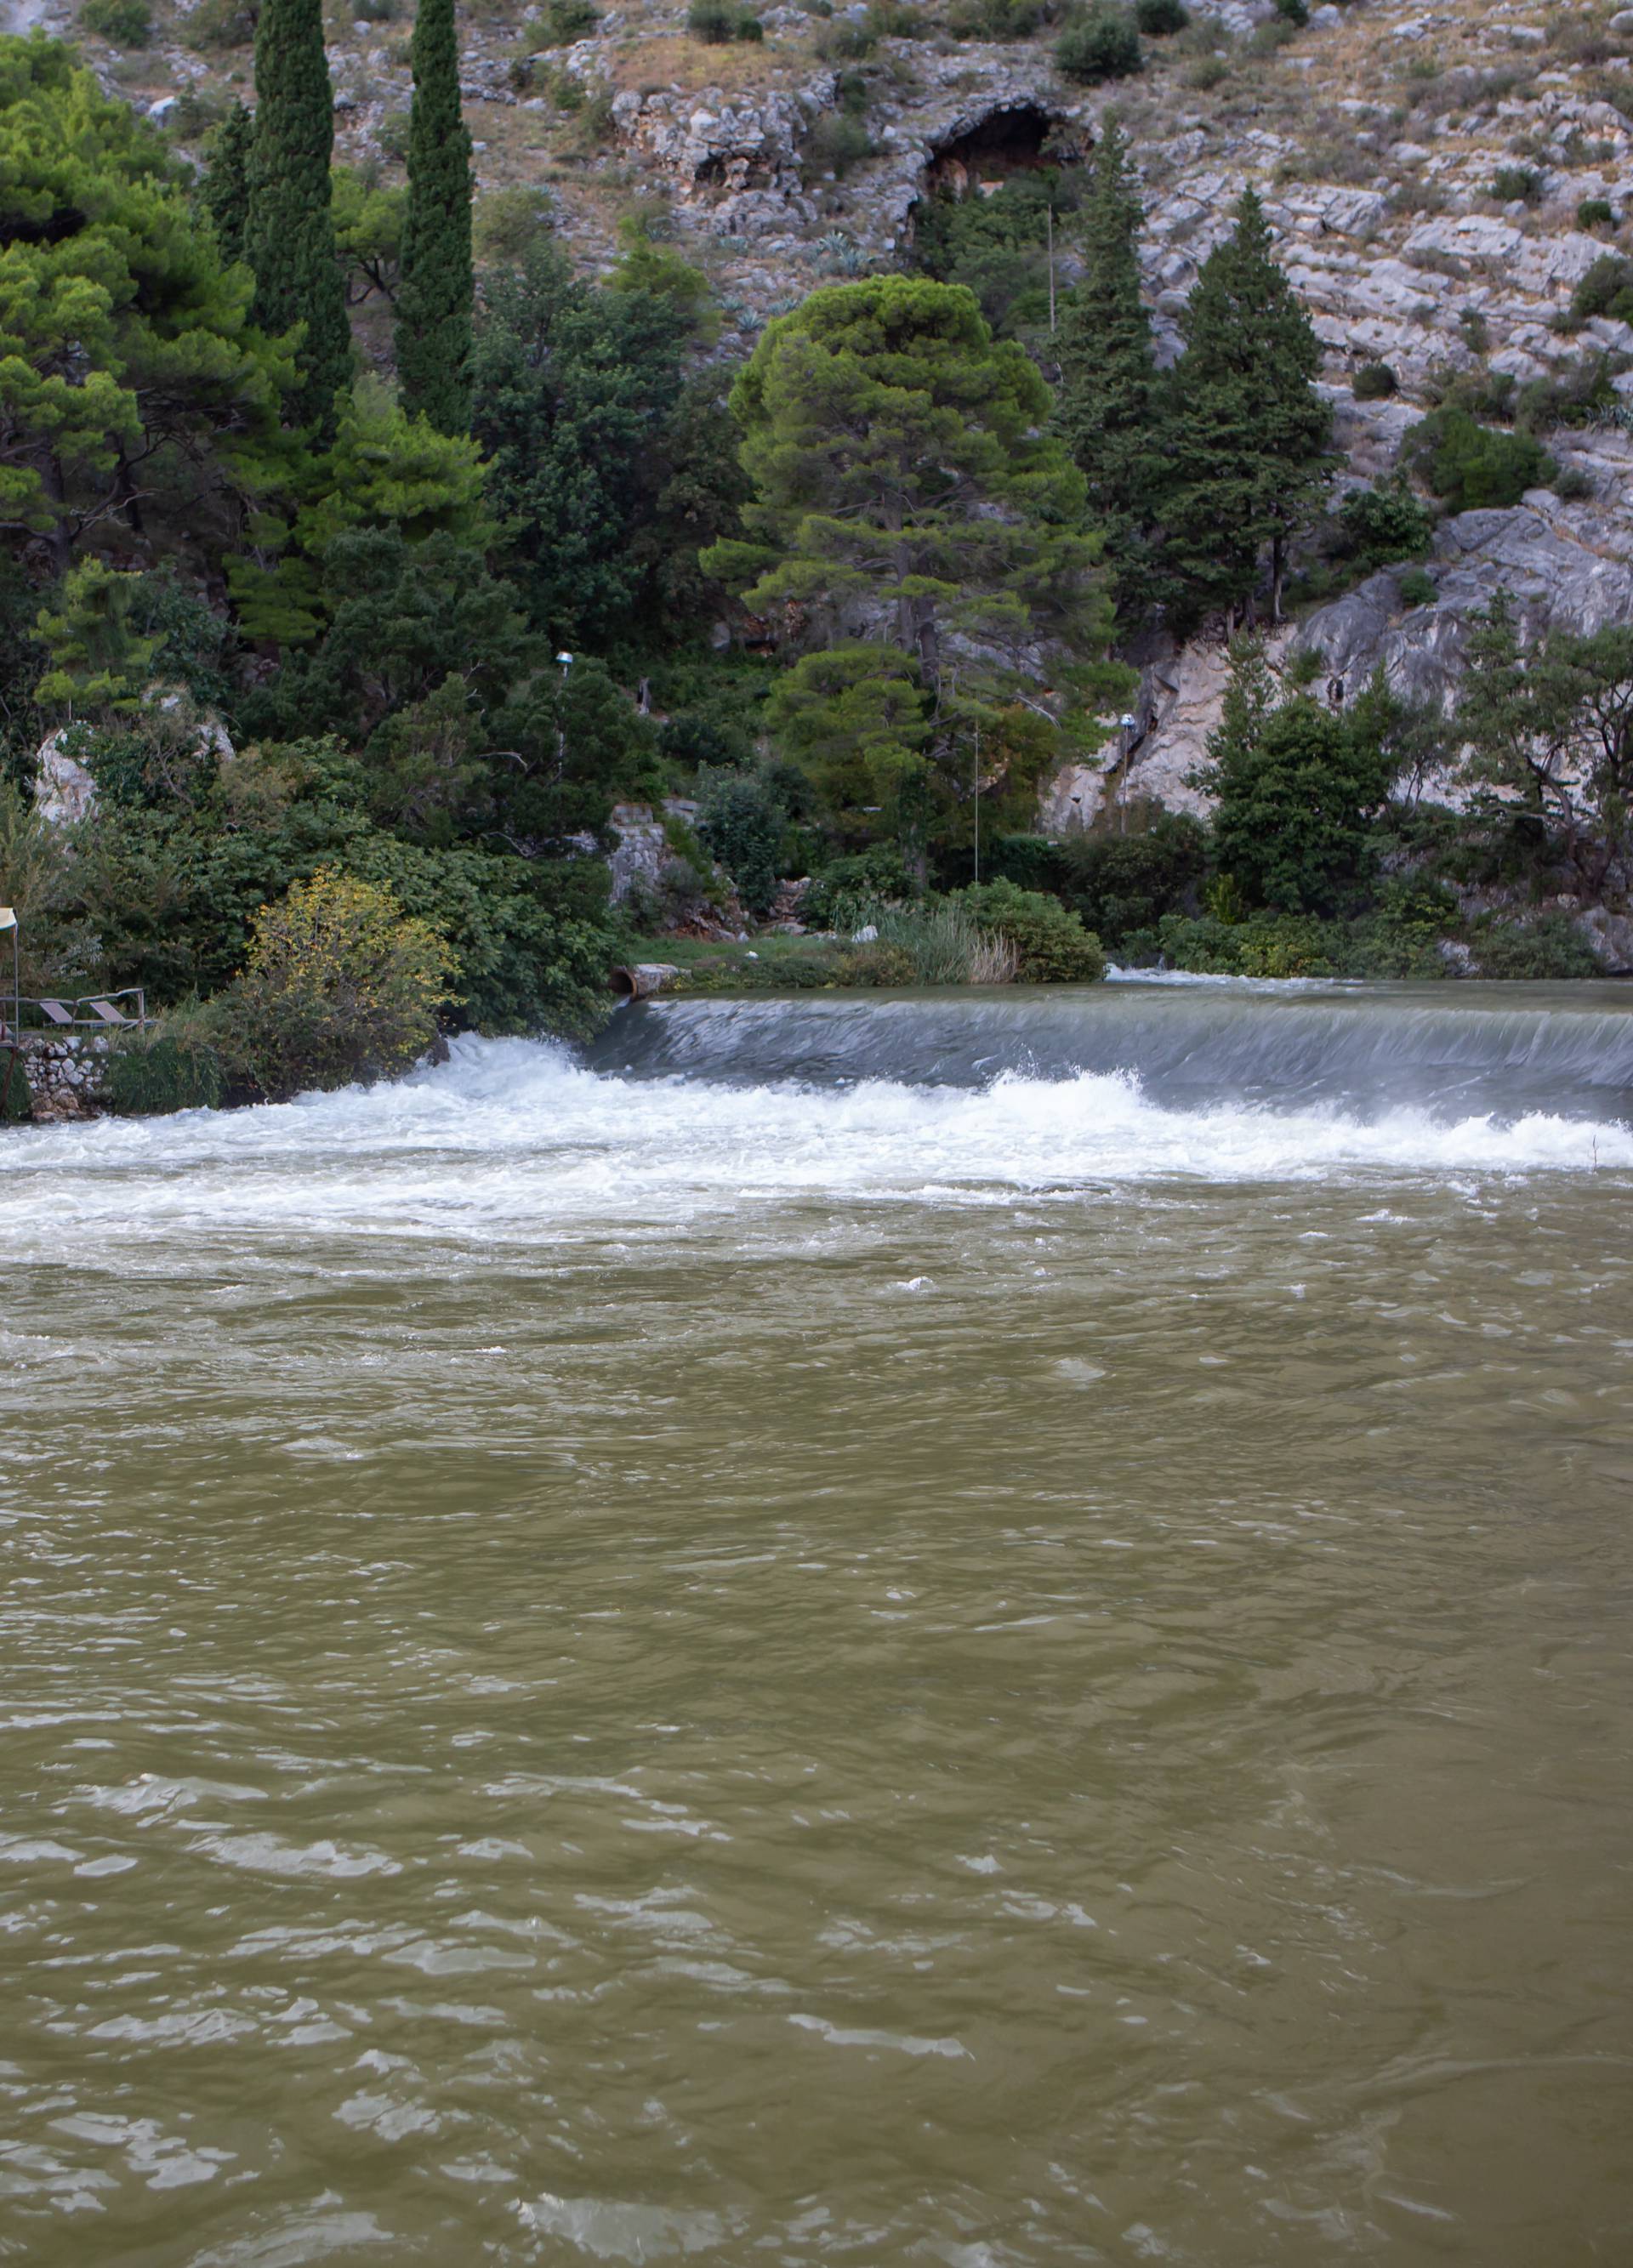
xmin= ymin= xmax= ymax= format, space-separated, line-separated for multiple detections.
xmin=583 ymin=977 xmax=1633 ymax=1123
xmin=3 ymin=982 xmax=1633 ymax=2267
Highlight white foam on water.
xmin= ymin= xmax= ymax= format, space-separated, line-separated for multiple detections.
xmin=2 ymin=1035 xmax=1629 ymax=1255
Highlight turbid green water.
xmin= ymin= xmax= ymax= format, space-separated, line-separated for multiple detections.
xmin=2 ymin=982 xmax=1631 ymax=2265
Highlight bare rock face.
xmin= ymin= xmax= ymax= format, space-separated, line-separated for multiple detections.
xmin=1043 ymin=636 xmax=1293 ymax=834
xmin=609 ymin=77 xmax=832 ymax=236
xmin=32 ymin=730 xmax=98 ymax=828
xmin=1577 ymin=907 xmax=1633 ymax=974
xmin=606 ymin=802 xmax=672 ymax=905
xmin=1110 ymin=495 xmax=1633 ymax=829
xmin=1298 ymin=502 xmax=1633 ymax=721
xmin=151 ymin=690 xmax=236 ymax=768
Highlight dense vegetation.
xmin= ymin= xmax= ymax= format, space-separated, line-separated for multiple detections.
xmin=1 ymin=21 xmax=1626 ymax=1118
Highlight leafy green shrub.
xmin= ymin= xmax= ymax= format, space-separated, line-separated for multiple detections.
xmin=1421 ymin=359 xmax=1517 ymax=422
xmin=474 ymin=185 xmax=555 ymax=264
xmin=1055 ymin=813 xmax=1207 ymax=946
xmin=1397 ymin=566 xmax=1438 ymax=607
xmin=1568 ymin=253 xmax=1633 ymax=327
xmin=1404 ymin=407 xmax=1557 ymax=511
xmin=538 ymin=0 xmax=599 ymax=37
xmin=831 ymin=941 xmax=917 ymax=986
xmin=660 ymin=713 xmax=754 ymax=773
xmin=1186 ymin=53 xmax=1228 ymax=89
xmin=81 ymin=0 xmax=152 ymax=43
xmin=1491 ymin=165 xmax=1543 ymax=205
xmin=1470 ymin=912 xmax=1600 ymax=980
xmin=1515 ymin=351 xmax=1624 ymax=433
xmin=813 ymin=14 xmax=877 ymax=58
xmin=0 ymin=1053 xmax=32 ymax=1123
xmin=1340 ymin=482 xmax=1436 ymax=570
xmin=1056 ymin=7 xmax=1143 ymax=84
xmin=1156 ymin=912 xmax=1334 ymax=978
xmin=1274 ymin=0 xmax=1308 ymax=22
xmin=106 ymin=1022 xmax=226 ymax=1116
xmin=1340 ymin=879 xmax=1459 ymax=980
xmin=185 ymin=0 xmax=259 ymax=49
xmin=344 ymin=839 xmax=617 ymax=1037
xmin=378 ymin=110 xmax=413 ymax=162
xmin=1577 ymin=197 xmax=1616 ymax=231
xmin=1457 ymin=308 xmax=1492 ymax=358
xmin=867 ymin=1 xmax=930 ymax=34
xmin=688 ymin=0 xmax=737 ymax=38
xmin=984 ymin=833 xmax=1069 ymax=895
xmin=953 ymin=878 xmax=1107 ymax=981
xmin=803 ymin=112 xmax=874 ymax=177
xmin=213 ymin=869 xmax=453 ymax=1101
xmin=686 ymin=0 xmax=763 ymax=36
xmin=1551 ymin=464 xmax=1595 ymax=502
xmin=1353 ymin=361 xmax=1398 ymax=400
xmin=947 ymin=0 xmax=1058 ymax=33
xmin=1134 ymin=0 xmax=1186 ymax=30
xmin=697 ymin=772 xmax=786 ymax=914
xmin=805 ymin=848 xmax=912 ymax=926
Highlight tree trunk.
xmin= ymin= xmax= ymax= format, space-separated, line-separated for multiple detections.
xmin=42 ymin=453 xmax=71 ymax=577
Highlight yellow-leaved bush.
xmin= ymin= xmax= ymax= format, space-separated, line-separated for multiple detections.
xmin=214 ymin=869 xmax=452 ymax=1101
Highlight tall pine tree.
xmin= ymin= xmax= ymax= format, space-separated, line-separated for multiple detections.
xmin=1054 ymin=116 xmax=1161 ymax=619
xmin=395 ymin=0 xmax=474 ymax=435
xmin=1159 ymin=188 xmax=1334 ymax=628
xmin=201 ymin=101 xmax=253 ymax=268
xmin=246 ymin=0 xmax=351 ymax=431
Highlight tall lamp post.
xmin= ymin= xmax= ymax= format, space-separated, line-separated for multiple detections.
xmin=1 ymin=904 xmax=16 ymax=1043
xmin=1 ymin=905 xmax=19 ymax=1120
xmin=555 ymin=651 xmax=572 ymax=774
xmin=971 ymin=725 xmax=982 ymax=886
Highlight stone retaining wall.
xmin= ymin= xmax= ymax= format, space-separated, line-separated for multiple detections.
xmin=9 ymin=1036 xmax=110 ymax=1122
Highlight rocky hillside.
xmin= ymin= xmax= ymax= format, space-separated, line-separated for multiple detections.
xmin=20 ymin=0 xmax=1633 ymax=816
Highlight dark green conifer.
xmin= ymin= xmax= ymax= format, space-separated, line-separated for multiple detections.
xmin=201 ymin=100 xmax=253 ymax=268
xmin=1054 ymin=116 xmax=1161 ymax=619
xmin=245 ymin=0 xmax=352 ymax=430
xmin=395 ymin=0 xmax=474 ymax=434
xmin=1159 ymin=188 xmax=1334 ymax=626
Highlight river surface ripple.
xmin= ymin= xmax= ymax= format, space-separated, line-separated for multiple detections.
xmin=2 ymin=986 xmax=1630 ymax=2265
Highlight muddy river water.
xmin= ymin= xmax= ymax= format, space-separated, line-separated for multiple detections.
xmin=2 ymin=980 xmax=1630 ymax=2265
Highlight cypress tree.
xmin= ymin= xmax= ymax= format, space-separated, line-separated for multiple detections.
xmin=246 ymin=0 xmax=352 ymax=430
xmin=201 ymin=101 xmax=253 ymax=268
xmin=1159 ymin=188 xmax=1334 ymax=628
xmin=395 ymin=0 xmax=474 ymax=434
xmin=1054 ymin=115 xmax=1162 ymax=620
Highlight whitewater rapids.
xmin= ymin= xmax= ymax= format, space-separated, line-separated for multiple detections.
xmin=4 ymin=981 xmax=1631 ymax=1260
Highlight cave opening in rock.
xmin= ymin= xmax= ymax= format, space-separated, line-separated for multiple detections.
xmin=925 ymin=105 xmax=1071 ymax=198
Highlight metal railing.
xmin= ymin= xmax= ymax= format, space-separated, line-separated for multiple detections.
xmin=1 ymin=989 xmax=149 ymax=1044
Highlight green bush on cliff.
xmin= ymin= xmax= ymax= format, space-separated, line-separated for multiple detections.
xmin=81 ymin=0 xmax=153 ymax=43
xmin=1404 ymin=408 xmax=1557 ymax=512
xmin=1057 ymin=9 xmax=1144 ymax=83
